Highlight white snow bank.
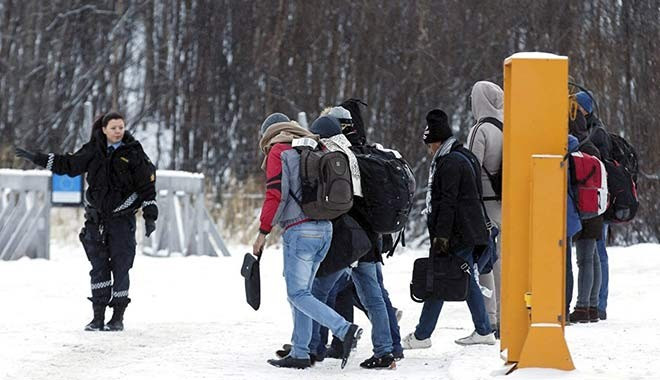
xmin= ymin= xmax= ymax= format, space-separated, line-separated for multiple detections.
xmin=1 ymin=243 xmax=658 ymax=379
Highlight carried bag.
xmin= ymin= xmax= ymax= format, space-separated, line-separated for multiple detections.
xmin=317 ymin=214 xmax=372 ymax=277
xmin=410 ymin=249 xmax=471 ymax=303
xmin=475 ymin=223 xmax=499 ymax=274
xmin=240 ymin=253 xmax=261 ymax=310
xmin=569 ymin=151 xmax=609 ymax=219
xmin=295 ymin=143 xmax=353 ymax=220
xmin=609 ymin=132 xmax=638 ymax=182
xmin=350 ymin=144 xmax=416 ymax=234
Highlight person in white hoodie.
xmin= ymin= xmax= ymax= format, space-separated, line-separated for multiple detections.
xmin=466 ymin=81 xmax=504 ymax=336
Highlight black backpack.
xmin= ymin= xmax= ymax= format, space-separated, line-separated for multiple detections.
xmin=350 ymin=145 xmax=416 ymax=234
xmin=609 ymin=133 xmax=638 ymax=183
xmin=469 ymin=117 xmax=503 ymax=201
xmin=603 ymin=159 xmax=639 ymax=223
xmin=294 ymin=146 xmax=354 ymax=220
xmin=317 ymin=213 xmax=372 ymax=277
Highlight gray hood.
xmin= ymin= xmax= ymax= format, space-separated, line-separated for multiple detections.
xmin=471 ymin=81 xmax=503 ymax=122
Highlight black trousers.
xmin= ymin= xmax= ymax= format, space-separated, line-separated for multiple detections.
xmin=80 ymin=213 xmax=136 ymax=306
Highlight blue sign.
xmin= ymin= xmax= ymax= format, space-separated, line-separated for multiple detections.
xmin=52 ymin=174 xmax=83 ymax=205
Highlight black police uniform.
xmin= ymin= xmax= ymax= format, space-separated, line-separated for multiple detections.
xmin=33 ymin=129 xmax=158 ymax=307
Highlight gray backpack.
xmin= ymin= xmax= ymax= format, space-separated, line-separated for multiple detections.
xmin=292 ymin=146 xmax=353 ymax=220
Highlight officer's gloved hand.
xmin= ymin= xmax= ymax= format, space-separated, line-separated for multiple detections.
xmin=432 ymin=237 xmax=450 ymax=256
xmin=145 ymin=218 xmax=156 ymax=238
xmin=15 ymin=147 xmax=37 ymax=164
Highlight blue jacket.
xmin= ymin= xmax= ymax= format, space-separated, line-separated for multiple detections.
xmin=567 ymin=135 xmax=582 ymax=238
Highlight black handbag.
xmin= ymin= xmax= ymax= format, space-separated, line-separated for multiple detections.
xmin=410 ymin=249 xmax=471 ymax=303
xmin=240 ymin=253 xmax=261 ymax=310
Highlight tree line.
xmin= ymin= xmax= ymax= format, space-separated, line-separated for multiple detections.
xmin=1 ymin=0 xmax=658 ymax=243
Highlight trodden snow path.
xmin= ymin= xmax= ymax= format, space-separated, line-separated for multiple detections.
xmin=1 ymin=241 xmax=659 ymax=380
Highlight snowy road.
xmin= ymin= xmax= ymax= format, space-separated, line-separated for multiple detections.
xmin=1 ymin=241 xmax=659 ymax=380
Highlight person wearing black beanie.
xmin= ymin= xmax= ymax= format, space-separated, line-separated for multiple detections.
xmin=423 ymin=109 xmax=452 ymax=145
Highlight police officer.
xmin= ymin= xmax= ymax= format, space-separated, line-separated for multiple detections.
xmin=16 ymin=111 xmax=158 ymax=331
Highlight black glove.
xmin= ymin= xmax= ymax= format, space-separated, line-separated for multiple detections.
xmin=432 ymin=237 xmax=450 ymax=255
xmin=145 ymin=218 xmax=156 ymax=238
xmin=15 ymin=147 xmax=37 ymax=163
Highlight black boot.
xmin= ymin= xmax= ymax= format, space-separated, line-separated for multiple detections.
xmin=84 ymin=304 xmax=106 ymax=331
xmin=267 ymin=356 xmax=311 ymax=369
xmin=359 ymin=353 xmax=396 ymax=369
xmin=105 ymin=304 xmax=127 ymax=331
xmin=341 ymin=324 xmax=363 ymax=369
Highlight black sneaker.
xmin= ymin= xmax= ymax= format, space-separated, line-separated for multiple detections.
xmin=325 ymin=343 xmax=343 ymax=359
xmin=275 ymin=344 xmax=292 ymax=358
xmin=341 ymin=324 xmax=363 ymax=369
xmin=598 ymin=309 xmax=607 ymax=320
xmin=360 ymin=353 xmax=396 ymax=369
xmin=392 ymin=351 xmax=405 ymax=361
xmin=569 ymin=307 xmax=590 ymax=323
xmin=267 ymin=356 xmax=311 ymax=369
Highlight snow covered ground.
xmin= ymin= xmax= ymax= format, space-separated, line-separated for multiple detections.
xmin=1 ymin=240 xmax=659 ymax=380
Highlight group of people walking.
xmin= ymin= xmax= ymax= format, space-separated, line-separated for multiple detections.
xmin=11 ymin=79 xmax=616 ymax=371
xmin=253 ymin=81 xmax=507 ymax=370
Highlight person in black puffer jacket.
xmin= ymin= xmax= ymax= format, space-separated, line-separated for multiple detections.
xmin=16 ymin=111 xmax=158 ymax=332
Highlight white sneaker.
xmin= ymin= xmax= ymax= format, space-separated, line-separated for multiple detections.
xmin=402 ymin=332 xmax=432 ymax=350
xmin=454 ymin=330 xmax=496 ymax=346
xmin=395 ymin=308 xmax=403 ymax=323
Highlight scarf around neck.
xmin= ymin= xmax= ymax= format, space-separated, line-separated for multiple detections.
xmin=423 ymin=136 xmax=457 ymax=215
xmin=320 ymin=134 xmax=362 ymax=197
xmin=258 ymin=121 xmax=318 ymax=170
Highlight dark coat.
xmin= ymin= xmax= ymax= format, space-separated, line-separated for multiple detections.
xmin=586 ymin=115 xmax=612 ymax=161
xmin=427 ymin=142 xmax=489 ymax=252
xmin=573 ymin=140 xmax=604 ymax=241
xmin=35 ymin=129 xmax=157 ymax=220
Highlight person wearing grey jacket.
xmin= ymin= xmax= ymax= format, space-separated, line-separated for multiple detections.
xmin=466 ymin=81 xmax=504 ymax=335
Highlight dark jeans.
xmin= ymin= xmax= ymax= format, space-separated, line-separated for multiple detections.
xmin=566 ymin=236 xmax=573 ymax=315
xmin=597 ymin=224 xmax=609 ymax=312
xmin=375 ymin=262 xmax=403 ymax=355
xmin=414 ymin=247 xmax=492 ymax=339
xmin=82 ymin=214 xmax=136 ymax=306
xmin=575 ymin=239 xmax=602 ymax=308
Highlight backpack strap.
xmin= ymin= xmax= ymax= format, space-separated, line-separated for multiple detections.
xmin=468 ymin=118 xmax=503 ymax=201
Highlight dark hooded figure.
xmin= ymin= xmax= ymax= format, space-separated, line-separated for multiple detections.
xmin=16 ymin=112 xmax=158 ymax=332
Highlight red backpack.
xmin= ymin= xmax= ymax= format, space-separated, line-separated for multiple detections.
xmin=569 ymin=152 xmax=609 ymax=219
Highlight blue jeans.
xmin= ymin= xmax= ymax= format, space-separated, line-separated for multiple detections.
xmin=352 ymin=261 xmax=393 ymax=357
xmin=414 ymin=247 xmax=492 ymax=340
xmin=283 ymin=221 xmax=351 ymax=359
xmin=309 ymin=268 xmax=351 ymax=356
xmin=375 ymin=262 xmax=403 ymax=355
xmin=597 ymin=224 xmax=609 ymax=312
xmin=575 ymin=239 xmax=602 ymax=308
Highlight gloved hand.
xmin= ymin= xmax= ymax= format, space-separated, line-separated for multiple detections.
xmin=145 ymin=218 xmax=156 ymax=238
xmin=432 ymin=237 xmax=450 ymax=255
xmin=15 ymin=147 xmax=37 ymax=163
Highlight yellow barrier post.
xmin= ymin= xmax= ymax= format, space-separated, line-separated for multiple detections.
xmin=500 ymin=52 xmax=574 ymax=371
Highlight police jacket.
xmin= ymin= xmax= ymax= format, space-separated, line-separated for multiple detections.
xmin=427 ymin=142 xmax=489 ymax=253
xmin=34 ymin=129 xmax=158 ymax=221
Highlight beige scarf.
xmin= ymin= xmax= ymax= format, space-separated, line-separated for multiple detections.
xmin=258 ymin=121 xmax=318 ymax=170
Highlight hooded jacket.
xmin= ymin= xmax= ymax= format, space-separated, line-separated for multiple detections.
xmin=467 ymin=81 xmax=504 ymax=204
xmin=34 ymin=129 xmax=158 ymax=220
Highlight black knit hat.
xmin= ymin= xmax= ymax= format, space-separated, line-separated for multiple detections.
xmin=423 ymin=109 xmax=452 ymax=144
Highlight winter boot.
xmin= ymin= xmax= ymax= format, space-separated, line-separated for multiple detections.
xmin=341 ymin=324 xmax=363 ymax=369
xmin=360 ymin=353 xmax=396 ymax=369
xmin=598 ymin=309 xmax=607 ymax=320
xmin=276 ymin=344 xmax=292 ymax=358
xmin=267 ymin=356 xmax=311 ymax=369
xmin=105 ymin=304 xmax=127 ymax=331
xmin=402 ymin=332 xmax=432 ymax=350
xmin=454 ymin=330 xmax=497 ymax=346
xmin=569 ymin=307 xmax=590 ymax=323
xmin=325 ymin=342 xmax=343 ymax=359
xmin=588 ymin=307 xmax=600 ymax=323
xmin=84 ymin=304 xmax=106 ymax=331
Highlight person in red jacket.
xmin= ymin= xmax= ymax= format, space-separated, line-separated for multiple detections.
xmin=253 ymin=113 xmax=362 ymax=370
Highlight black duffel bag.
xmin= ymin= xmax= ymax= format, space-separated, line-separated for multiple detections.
xmin=240 ymin=253 xmax=261 ymax=310
xmin=410 ymin=250 xmax=471 ymax=303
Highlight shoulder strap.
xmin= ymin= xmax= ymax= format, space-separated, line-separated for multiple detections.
xmin=478 ymin=117 xmax=503 ymax=131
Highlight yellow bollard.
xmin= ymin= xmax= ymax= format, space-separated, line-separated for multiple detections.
xmin=500 ymin=53 xmax=574 ymax=371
